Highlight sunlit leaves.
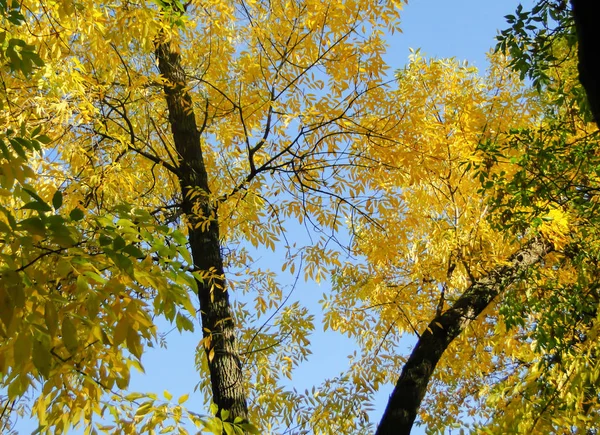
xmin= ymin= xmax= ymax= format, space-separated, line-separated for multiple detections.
xmin=6 ymin=0 xmax=588 ymax=433
xmin=0 ymin=143 xmax=199 ymax=433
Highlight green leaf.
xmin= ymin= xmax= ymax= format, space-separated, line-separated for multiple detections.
xmin=175 ymin=313 xmax=194 ymax=332
xmin=114 ymin=253 xmax=134 ymax=275
xmin=177 ymin=245 xmax=193 ymax=265
xmin=99 ymin=234 xmax=112 ymax=246
xmin=19 ymin=217 xmax=46 ymax=237
xmin=76 ymin=274 xmax=89 ymax=292
xmin=21 ymin=201 xmax=52 ymax=213
xmin=27 ymin=51 xmax=44 ymax=67
xmin=69 ymin=208 xmax=84 ymax=221
xmin=13 ymin=333 xmax=31 ymax=366
xmin=123 ymin=244 xmax=144 ymax=259
xmin=31 ymin=125 xmax=42 ymax=137
xmin=32 ymin=339 xmax=51 ymax=378
xmin=238 ymin=423 xmax=261 ymax=434
xmin=0 ymin=206 xmax=17 ymax=229
xmin=7 ymin=285 xmax=25 ymax=308
xmin=44 ymin=301 xmax=58 ymax=337
xmin=36 ymin=135 xmax=52 ymax=144
xmin=46 ymin=214 xmax=66 ymax=227
xmin=86 ymin=292 xmax=100 ymax=319
xmin=22 ymin=187 xmax=46 ymax=203
xmin=0 ymin=294 xmax=14 ymax=330
xmin=83 ymin=271 xmax=107 ymax=284
xmin=52 ymin=191 xmax=63 ymax=210
xmin=7 ymin=374 xmax=29 ymax=399
xmin=13 ymin=136 xmax=33 ymax=151
xmin=0 ymin=220 xmax=11 ymax=233
xmin=8 ymin=137 xmax=27 ymax=159
xmin=171 ymin=230 xmax=187 ymax=245
xmin=50 ymin=224 xmax=77 ymax=247
xmin=112 ymin=236 xmax=126 ymax=251
xmin=0 ymin=138 xmax=11 ymax=160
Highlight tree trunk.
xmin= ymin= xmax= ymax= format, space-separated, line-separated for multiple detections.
xmin=155 ymin=36 xmax=249 ymax=422
xmin=376 ymin=238 xmax=552 ymax=435
xmin=571 ymin=0 xmax=600 ymax=129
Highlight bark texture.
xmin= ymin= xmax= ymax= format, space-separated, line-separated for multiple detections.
xmin=375 ymin=238 xmax=553 ymax=435
xmin=155 ymin=37 xmax=249 ymax=421
xmin=571 ymin=0 xmax=600 ymax=129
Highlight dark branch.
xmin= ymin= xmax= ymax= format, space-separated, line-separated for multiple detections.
xmin=376 ymin=237 xmax=553 ymax=435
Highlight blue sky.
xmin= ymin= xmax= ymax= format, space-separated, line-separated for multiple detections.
xmin=394 ymin=0 xmax=532 ymax=70
xmin=13 ymin=1 xmax=533 ymax=434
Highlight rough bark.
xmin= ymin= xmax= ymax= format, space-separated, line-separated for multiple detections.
xmin=571 ymin=0 xmax=600 ymax=129
xmin=155 ymin=37 xmax=249 ymax=421
xmin=375 ymin=238 xmax=553 ymax=435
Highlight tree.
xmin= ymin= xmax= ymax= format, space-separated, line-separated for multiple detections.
xmin=321 ymin=52 xmax=588 ymax=433
xmin=2 ymin=1 xmax=599 ymax=434
xmin=370 ymin=0 xmax=600 ymax=426
xmin=434 ymin=1 xmax=600 ymax=431
xmin=1 ymin=0 xmax=401 ymax=432
xmin=373 ymin=2 xmax=600 ymax=431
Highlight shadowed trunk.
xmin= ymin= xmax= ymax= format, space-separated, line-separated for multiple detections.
xmin=571 ymin=0 xmax=600 ymax=129
xmin=376 ymin=238 xmax=552 ymax=435
xmin=155 ymin=36 xmax=249 ymax=422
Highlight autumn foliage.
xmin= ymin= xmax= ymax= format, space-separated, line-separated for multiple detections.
xmin=0 ymin=0 xmax=599 ymax=434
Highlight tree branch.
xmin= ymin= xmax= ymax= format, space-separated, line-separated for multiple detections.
xmin=376 ymin=237 xmax=553 ymax=435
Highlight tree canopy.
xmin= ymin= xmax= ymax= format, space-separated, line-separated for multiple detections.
xmin=0 ymin=0 xmax=599 ymax=434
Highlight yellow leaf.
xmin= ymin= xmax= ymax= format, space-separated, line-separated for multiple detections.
xmin=44 ymin=301 xmax=58 ymax=337
xmin=13 ymin=333 xmax=31 ymax=367
xmin=113 ymin=317 xmax=129 ymax=347
xmin=126 ymin=328 xmax=143 ymax=359
xmin=135 ymin=401 xmax=153 ymax=417
xmin=32 ymin=339 xmax=51 ymax=378
xmin=61 ymin=317 xmax=78 ymax=354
